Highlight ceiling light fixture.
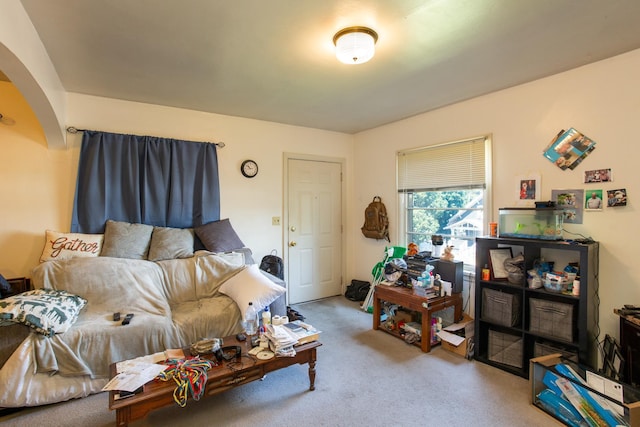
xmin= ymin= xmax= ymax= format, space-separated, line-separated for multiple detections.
xmin=333 ymin=26 xmax=378 ymax=65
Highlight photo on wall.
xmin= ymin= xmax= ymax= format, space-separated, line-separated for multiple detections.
xmin=551 ymin=189 xmax=584 ymax=224
xmin=585 ymin=189 xmax=604 ymax=210
xmin=606 ymin=188 xmax=627 ymax=207
xmin=514 ymin=173 xmax=541 ymax=206
xmin=543 ymin=128 xmax=596 ymax=171
xmin=584 ymin=168 xmax=612 ymax=183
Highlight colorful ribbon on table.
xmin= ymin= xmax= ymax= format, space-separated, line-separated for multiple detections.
xmin=157 ymin=357 xmax=215 ymax=407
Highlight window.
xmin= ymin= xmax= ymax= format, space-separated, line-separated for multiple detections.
xmin=397 ymin=137 xmax=491 ymax=269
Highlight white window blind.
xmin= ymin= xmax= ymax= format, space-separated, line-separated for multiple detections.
xmin=398 ymin=137 xmax=486 ymax=192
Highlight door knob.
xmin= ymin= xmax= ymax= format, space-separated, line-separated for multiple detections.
xmin=290 ymin=226 xmax=296 ymax=232
xmin=289 ymin=241 xmax=297 ymax=247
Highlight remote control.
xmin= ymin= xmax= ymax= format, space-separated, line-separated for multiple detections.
xmin=113 ymin=312 xmax=121 ymax=321
xmin=121 ymin=313 xmax=134 ymax=325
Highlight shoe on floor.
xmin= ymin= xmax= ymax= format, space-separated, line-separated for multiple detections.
xmin=287 ymin=306 xmax=305 ymax=321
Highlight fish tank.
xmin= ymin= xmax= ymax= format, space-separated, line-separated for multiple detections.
xmin=498 ymin=208 xmax=564 ymax=240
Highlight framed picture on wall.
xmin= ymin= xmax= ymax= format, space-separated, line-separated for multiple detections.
xmin=552 ymin=189 xmax=584 ymax=224
xmin=515 ymin=173 xmax=541 ymax=206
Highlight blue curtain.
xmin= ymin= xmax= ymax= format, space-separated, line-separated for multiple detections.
xmin=71 ymin=131 xmax=220 ymax=233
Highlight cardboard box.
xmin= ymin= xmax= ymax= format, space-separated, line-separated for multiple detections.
xmin=438 ymin=313 xmax=474 ymax=358
xmin=394 ymin=310 xmax=413 ymax=324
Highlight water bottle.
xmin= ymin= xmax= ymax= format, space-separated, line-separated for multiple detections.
xmin=262 ymin=306 xmax=271 ymax=326
xmin=243 ymin=302 xmax=258 ymax=336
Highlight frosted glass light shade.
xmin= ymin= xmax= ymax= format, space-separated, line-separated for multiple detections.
xmin=333 ymin=27 xmax=378 ymax=65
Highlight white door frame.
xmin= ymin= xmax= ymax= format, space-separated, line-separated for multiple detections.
xmin=283 ymin=152 xmax=347 ymax=303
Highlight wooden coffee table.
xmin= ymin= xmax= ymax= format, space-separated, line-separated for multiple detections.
xmin=108 ymin=336 xmax=321 ymax=426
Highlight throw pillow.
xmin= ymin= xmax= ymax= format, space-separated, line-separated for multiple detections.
xmin=100 ymin=220 xmax=154 ymax=259
xmin=148 ymin=226 xmax=195 ymax=261
xmin=218 ymin=264 xmax=286 ymax=318
xmin=40 ymin=230 xmax=104 ymax=262
xmin=194 ymin=219 xmax=245 ymax=253
xmin=0 ymin=289 xmax=87 ymax=337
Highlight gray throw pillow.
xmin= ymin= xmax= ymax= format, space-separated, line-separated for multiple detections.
xmin=100 ymin=220 xmax=154 ymax=259
xmin=147 ymin=226 xmax=195 ymax=261
xmin=194 ymin=219 xmax=245 ymax=253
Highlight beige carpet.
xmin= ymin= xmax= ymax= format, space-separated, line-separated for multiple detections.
xmin=0 ymin=296 xmax=560 ymax=426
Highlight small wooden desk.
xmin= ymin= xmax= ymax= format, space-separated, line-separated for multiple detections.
xmin=373 ymin=285 xmax=463 ymax=353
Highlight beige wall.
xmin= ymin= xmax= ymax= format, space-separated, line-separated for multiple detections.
xmin=0 ymin=82 xmax=76 ymax=277
xmin=2 ymin=10 xmax=638 ymax=345
xmin=353 ymin=48 xmax=640 ymax=342
xmin=0 ymin=88 xmax=353 ymax=280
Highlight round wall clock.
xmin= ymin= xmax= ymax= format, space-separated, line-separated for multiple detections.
xmin=241 ymin=159 xmax=259 ymax=178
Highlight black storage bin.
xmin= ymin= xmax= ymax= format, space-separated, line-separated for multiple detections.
xmin=488 ymin=330 xmax=523 ymax=368
xmin=482 ymin=288 xmax=520 ymax=327
xmin=529 ymin=298 xmax=573 ymax=342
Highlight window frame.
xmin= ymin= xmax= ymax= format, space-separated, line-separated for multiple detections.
xmin=397 ymin=136 xmax=492 ymax=271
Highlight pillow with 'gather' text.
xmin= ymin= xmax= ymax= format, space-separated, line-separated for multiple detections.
xmin=40 ymin=230 xmax=104 ymax=262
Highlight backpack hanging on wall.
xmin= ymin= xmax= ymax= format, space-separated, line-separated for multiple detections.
xmin=361 ymin=196 xmax=390 ymax=242
xmin=259 ymin=249 xmax=284 ymax=280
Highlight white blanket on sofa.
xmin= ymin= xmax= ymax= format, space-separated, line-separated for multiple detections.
xmin=31 ymin=254 xmax=246 ymax=378
xmin=0 ymin=252 xmax=271 ymax=407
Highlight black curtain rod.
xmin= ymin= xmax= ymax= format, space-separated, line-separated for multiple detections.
xmin=65 ymin=126 xmax=226 ymax=148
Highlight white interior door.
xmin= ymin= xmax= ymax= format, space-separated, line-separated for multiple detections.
xmin=287 ymin=158 xmax=342 ymax=304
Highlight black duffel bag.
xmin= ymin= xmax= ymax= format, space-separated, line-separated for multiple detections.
xmin=344 ymin=280 xmax=371 ymax=302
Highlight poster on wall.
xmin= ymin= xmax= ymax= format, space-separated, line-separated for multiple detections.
xmin=551 ymin=189 xmax=584 ymax=224
xmin=543 ymin=128 xmax=596 ymax=170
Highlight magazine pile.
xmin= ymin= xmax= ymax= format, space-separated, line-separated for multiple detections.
xmin=543 ymin=128 xmax=596 ymax=170
xmin=264 ymin=320 xmax=321 ymax=357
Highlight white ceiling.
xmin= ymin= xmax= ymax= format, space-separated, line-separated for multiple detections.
xmin=18 ymin=0 xmax=640 ymax=134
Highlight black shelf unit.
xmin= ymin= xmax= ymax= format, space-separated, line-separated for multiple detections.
xmin=474 ymin=236 xmax=599 ymax=378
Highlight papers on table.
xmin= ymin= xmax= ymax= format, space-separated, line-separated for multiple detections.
xmin=265 ymin=324 xmax=298 ymax=354
xmin=102 ymin=362 xmax=167 ymax=392
xmin=102 ymin=349 xmax=184 ymax=393
xmin=265 ymin=321 xmax=321 ymax=357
